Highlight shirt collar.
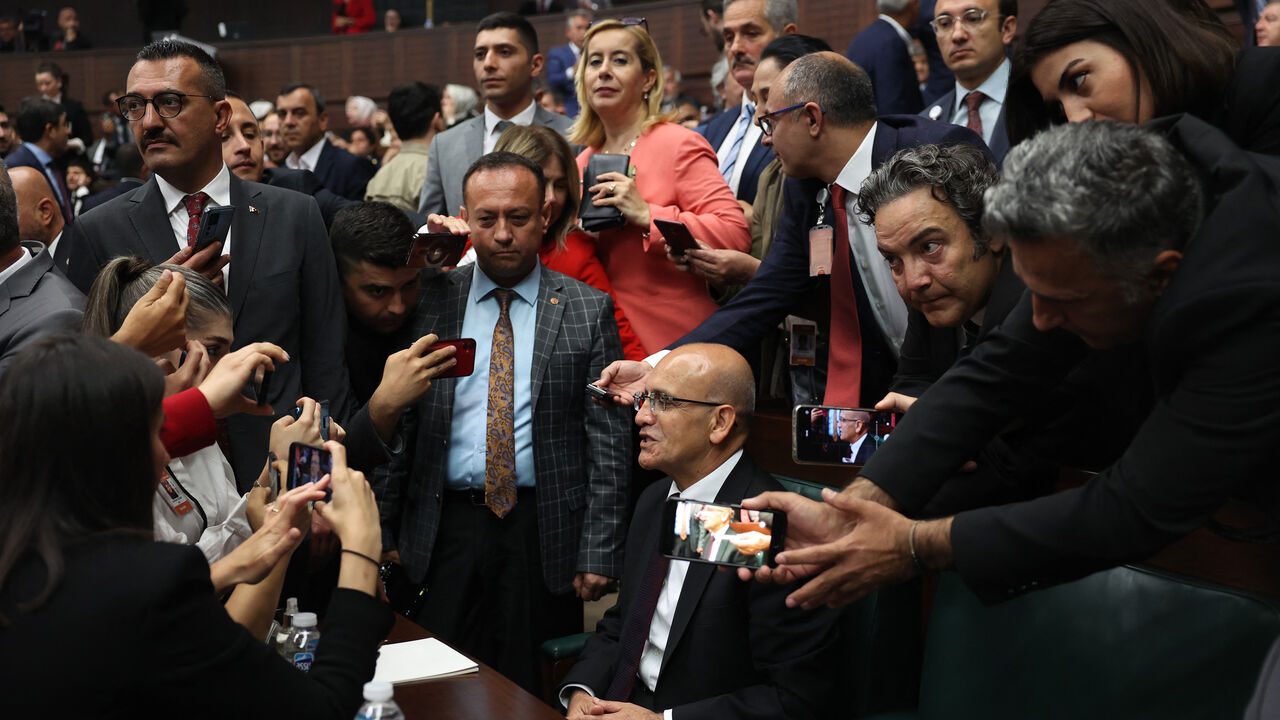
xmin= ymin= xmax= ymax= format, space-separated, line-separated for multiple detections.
xmin=0 ymin=242 xmax=36 ymax=286
xmin=570 ymin=42 xmax=582 ymax=58
xmin=834 ymin=120 xmax=879 ymax=197
xmin=155 ymin=164 xmax=233 ymax=215
xmin=470 ymin=260 xmax=542 ymax=308
xmin=668 ymin=449 xmax=745 ymax=500
xmin=485 ymin=100 xmax=538 ymax=136
xmin=299 ymin=136 xmax=326 ymax=170
xmin=954 ymin=56 xmax=1010 ymax=108
xmin=878 ymin=14 xmax=913 ymax=46
xmin=22 ymin=142 xmax=53 ymax=167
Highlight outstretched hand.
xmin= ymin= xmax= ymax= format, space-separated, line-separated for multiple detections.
xmin=596 ymin=360 xmax=651 ymax=407
xmin=112 ymin=269 xmax=188 ymax=356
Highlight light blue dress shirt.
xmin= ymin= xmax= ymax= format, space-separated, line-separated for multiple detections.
xmin=22 ymin=142 xmax=64 ymax=212
xmin=446 ymin=264 xmax=541 ymax=490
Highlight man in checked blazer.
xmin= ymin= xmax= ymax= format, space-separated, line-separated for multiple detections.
xmin=369 ymin=151 xmax=630 ymax=693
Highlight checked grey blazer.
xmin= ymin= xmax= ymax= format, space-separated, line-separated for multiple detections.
xmin=374 ymin=262 xmax=632 ymax=594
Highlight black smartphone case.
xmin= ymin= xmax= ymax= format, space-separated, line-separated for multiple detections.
xmin=578 ymin=153 xmax=630 ymax=232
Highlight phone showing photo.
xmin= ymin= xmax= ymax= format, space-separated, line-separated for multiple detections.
xmin=426 ymin=338 xmax=477 ymax=378
xmin=792 ymin=404 xmax=898 ymax=467
xmin=288 ymin=442 xmax=333 ymax=501
xmin=405 ymin=232 xmax=467 ymax=269
xmin=660 ymin=497 xmax=786 ymax=569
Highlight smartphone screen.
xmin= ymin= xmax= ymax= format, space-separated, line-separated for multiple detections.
xmin=405 ymin=232 xmax=468 ymax=268
xmin=661 ymin=498 xmax=786 ymax=569
xmin=288 ymin=442 xmax=333 ymax=501
xmin=427 ymin=338 xmax=476 ymax=378
xmin=792 ymin=404 xmax=898 ymax=467
xmin=654 ymin=218 xmax=698 ymax=256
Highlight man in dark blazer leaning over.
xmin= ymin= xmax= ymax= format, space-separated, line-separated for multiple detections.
xmin=276 ymin=83 xmax=376 ymax=202
xmin=365 ymin=151 xmax=630 ymax=693
xmin=562 ymin=343 xmax=842 ymax=720
xmin=417 ymin=12 xmax=573 ymax=217
xmin=63 ymin=40 xmax=353 ymax=492
xmin=846 ymin=0 xmax=925 ymax=116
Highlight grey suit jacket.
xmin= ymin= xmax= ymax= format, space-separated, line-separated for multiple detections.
xmin=417 ymin=107 xmax=575 ymax=216
xmin=374 ymin=262 xmax=631 ymax=594
xmin=62 ymin=175 xmax=353 ymax=490
xmin=0 ymin=242 xmax=84 ymax=371
xmin=921 ymin=89 xmax=1009 ymax=162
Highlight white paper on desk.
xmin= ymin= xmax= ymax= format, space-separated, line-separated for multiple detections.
xmin=373 ymin=637 xmax=479 ymax=684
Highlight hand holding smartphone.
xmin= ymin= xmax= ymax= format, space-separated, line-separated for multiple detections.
xmin=426 ymin=338 xmax=476 ymax=378
xmin=654 ymin=218 xmax=699 ymax=257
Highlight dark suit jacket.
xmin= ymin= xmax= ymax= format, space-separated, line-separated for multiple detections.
xmin=81 ymin=177 xmax=144 ymax=214
xmin=561 ymin=453 xmax=844 ymax=719
xmin=313 ymin=139 xmax=376 ymax=202
xmin=846 ymin=18 xmax=925 ymax=116
xmin=914 ymin=0 xmax=956 ymax=104
xmin=0 ymin=537 xmax=392 ymax=718
xmin=4 ymin=143 xmax=72 ymax=223
xmin=921 ymin=88 xmax=1010 ymax=162
xmin=374 ymin=263 xmax=631 ymax=593
xmin=262 ymin=166 xmax=355 ymax=227
xmin=1247 ymin=635 xmax=1280 ymax=719
xmin=671 ymin=115 xmax=990 ymax=404
xmin=545 ymin=43 xmax=581 ymax=118
xmin=0 ymin=241 xmax=84 ymax=371
xmin=864 ymin=114 xmax=1280 ymax=601
xmin=699 ymin=105 xmax=774 ymax=204
xmin=63 ymin=174 xmax=354 ymax=490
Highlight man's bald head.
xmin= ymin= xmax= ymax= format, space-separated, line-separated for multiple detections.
xmin=9 ymin=165 xmax=64 ymax=246
xmin=661 ymin=343 xmax=756 ymax=431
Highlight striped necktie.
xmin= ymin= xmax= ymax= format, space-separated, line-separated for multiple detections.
xmin=719 ymin=103 xmax=756 ymax=183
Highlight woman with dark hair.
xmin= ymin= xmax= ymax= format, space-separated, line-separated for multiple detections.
xmin=495 ymin=124 xmax=647 ymax=360
xmin=1006 ymin=0 xmax=1280 ymax=153
xmin=0 ymin=334 xmax=389 ymax=717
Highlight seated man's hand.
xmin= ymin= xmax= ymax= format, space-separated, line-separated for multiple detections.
xmin=569 ymin=698 xmax=661 ymax=719
xmin=573 ymin=571 xmax=616 ymax=602
xmin=164 ymin=240 xmax=230 ymax=288
xmin=112 ymin=268 xmax=188 ymax=356
xmin=197 ymin=342 xmax=289 ymax=418
xmin=597 ymin=360 xmax=651 ymax=407
xmin=681 ymin=246 xmax=761 ymax=288
xmin=566 ymin=689 xmax=598 ymax=719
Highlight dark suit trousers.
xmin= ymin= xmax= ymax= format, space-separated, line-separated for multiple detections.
xmin=415 ymin=488 xmax=582 ymax=694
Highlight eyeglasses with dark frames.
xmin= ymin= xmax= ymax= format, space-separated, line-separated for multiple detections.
xmin=116 ymin=91 xmax=213 ymax=122
xmin=633 ymin=390 xmax=723 ymax=414
xmin=758 ymin=102 xmax=824 ymax=137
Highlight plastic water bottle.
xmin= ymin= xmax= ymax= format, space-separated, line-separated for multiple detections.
xmin=286 ymin=612 xmax=321 ymax=672
xmin=274 ymin=597 xmax=299 ymax=656
xmin=355 ymin=681 xmax=404 ymax=720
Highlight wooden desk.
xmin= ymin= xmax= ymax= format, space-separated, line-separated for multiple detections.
xmin=385 ymin=615 xmax=564 ymax=720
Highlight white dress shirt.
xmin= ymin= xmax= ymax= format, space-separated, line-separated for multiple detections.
xmin=154 ymin=165 xmax=233 ymax=286
xmin=483 ymin=101 xmax=539 ymax=155
xmin=715 ymin=91 xmax=763 ymax=197
xmin=947 ymin=57 xmax=1010 ymax=147
xmin=286 ymin=136 xmax=326 ymax=172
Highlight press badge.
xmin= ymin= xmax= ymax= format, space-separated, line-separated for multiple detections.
xmin=809 ymin=186 xmax=834 ymax=276
xmin=789 ymin=319 xmax=818 ymax=366
xmin=159 ymin=469 xmax=195 ymax=516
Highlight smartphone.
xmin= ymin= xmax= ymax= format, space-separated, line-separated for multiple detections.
xmin=586 ymin=383 xmax=616 ymax=401
xmin=426 ymin=338 xmax=476 ymax=378
xmin=255 ymin=369 xmax=273 ymax=407
xmin=192 ymin=205 xmax=234 ymax=253
xmin=405 ymin=232 xmax=468 ymax=268
xmin=661 ymin=497 xmax=786 ymax=569
xmin=792 ymin=404 xmax=898 ymax=467
xmin=291 ymin=400 xmax=331 ymax=441
xmin=288 ymin=442 xmax=333 ymax=501
xmin=654 ymin=218 xmax=699 ymax=256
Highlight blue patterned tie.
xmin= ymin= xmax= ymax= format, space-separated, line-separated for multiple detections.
xmin=719 ymin=103 xmax=756 ymax=182
xmin=485 ymin=289 xmax=517 ymax=517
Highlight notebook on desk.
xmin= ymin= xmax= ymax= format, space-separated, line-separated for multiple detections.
xmin=373 ymin=637 xmax=479 ymax=684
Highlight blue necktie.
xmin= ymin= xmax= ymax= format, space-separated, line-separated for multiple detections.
xmin=719 ymin=103 xmax=756 ymax=183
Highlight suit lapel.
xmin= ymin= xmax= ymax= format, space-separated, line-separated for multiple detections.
xmin=530 ymin=264 xmax=564 ymax=409
xmin=128 ymin=179 xmax=184 ymax=264
xmin=227 ymin=177 xmax=265 ymax=318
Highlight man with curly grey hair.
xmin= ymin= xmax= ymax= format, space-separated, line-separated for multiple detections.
xmin=742 ymin=117 xmax=1280 ymax=607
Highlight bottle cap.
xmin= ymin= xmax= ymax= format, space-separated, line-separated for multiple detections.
xmin=293 ymin=612 xmax=317 ymax=628
xmin=363 ymin=681 xmax=394 ymax=702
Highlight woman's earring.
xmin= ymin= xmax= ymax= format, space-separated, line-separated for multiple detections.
xmin=644 ymin=91 xmax=650 ymax=102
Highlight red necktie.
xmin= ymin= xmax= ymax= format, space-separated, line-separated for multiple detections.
xmin=182 ymin=192 xmax=211 ymax=247
xmin=824 ymin=185 xmax=863 ymax=406
xmin=963 ymin=91 xmax=987 ymax=138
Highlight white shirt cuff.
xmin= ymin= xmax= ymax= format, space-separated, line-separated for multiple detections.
xmin=560 ymin=683 xmax=595 ymax=710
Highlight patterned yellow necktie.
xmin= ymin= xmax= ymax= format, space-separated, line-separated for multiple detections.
xmin=485 ymin=289 xmax=517 ymax=517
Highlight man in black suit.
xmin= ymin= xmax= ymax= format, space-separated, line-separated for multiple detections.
xmin=63 ymin=40 xmax=352 ymax=492
xmin=598 ymin=53 xmax=989 ymax=409
xmin=835 ymin=410 xmax=876 ymax=465
xmin=846 ymin=0 xmax=926 ymax=115
xmin=747 ymin=118 xmax=1280 ymax=607
xmin=919 ymin=0 xmax=1016 ymax=162
xmin=0 ymin=161 xmax=83 ymax=371
xmin=276 ymin=83 xmax=375 ymax=202
xmin=562 ymin=343 xmax=842 ymax=719
xmin=10 ymin=166 xmax=69 ymax=269
xmin=34 ymin=61 xmax=92 ymax=146
xmin=6 ymin=97 xmax=74 ymax=225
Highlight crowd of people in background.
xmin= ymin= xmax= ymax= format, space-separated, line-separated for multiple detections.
xmin=1 ymin=0 xmax=1280 ymax=718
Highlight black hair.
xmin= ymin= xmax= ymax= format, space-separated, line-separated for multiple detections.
xmin=330 ymin=201 xmax=417 ymax=274
xmin=0 ymin=158 xmax=18 ymax=255
xmin=135 ymin=40 xmax=227 ymax=101
xmin=0 ymin=333 xmax=164 ymax=625
xmin=477 ymin=11 xmax=540 ymax=56
xmin=279 ymin=83 xmax=325 ymax=113
xmin=462 ymin=151 xmax=547 ymax=209
xmin=759 ymin=34 xmax=832 ymax=67
xmin=14 ymin=96 xmax=63 ymax=144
